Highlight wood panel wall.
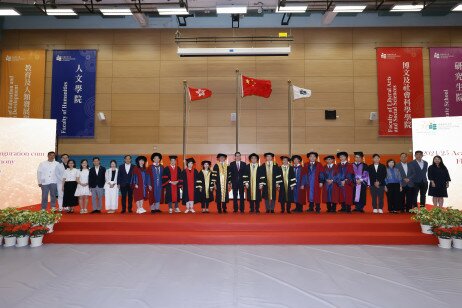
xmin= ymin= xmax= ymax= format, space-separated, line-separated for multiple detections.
xmin=1 ymin=27 xmax=461 ymax=155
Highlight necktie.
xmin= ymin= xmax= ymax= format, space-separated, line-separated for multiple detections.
xmin=237 ymin=162 xmax=240 ymax=171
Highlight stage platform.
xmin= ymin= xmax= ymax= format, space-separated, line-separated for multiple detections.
xmin=34 ymin=203 xmax=438 ymax=245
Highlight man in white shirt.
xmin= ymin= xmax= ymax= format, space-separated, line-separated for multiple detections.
xmin=55 ymin=153 xmax=69 ymax=211
xmin=37 ymin=151 xmax=59 ymax=210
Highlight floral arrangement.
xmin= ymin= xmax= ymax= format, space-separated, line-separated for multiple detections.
xmin=432 ymin=227 xmax=454 ymax=239
xmin=410 ymin=207 xmax=462 ymax=227
xmin=410 ymin=208 xmax=432 ymax=225
xmin=452 ymin=226 xmax=462 ymax=239
xmin=12 ymin=223 xmax=32 ymax=237
xmin=1 ymin=223 xmax=16 ymax=237
xmin=28 ymin=225 xmax=49 ymax=238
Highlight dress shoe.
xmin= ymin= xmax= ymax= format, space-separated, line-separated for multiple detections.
xmin=151 ymin=210 xmax=156 ymax=214
xmin=121 ymin=210 xmax=126 ymax=214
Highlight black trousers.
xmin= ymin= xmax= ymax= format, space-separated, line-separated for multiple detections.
xmin=413 ymin=181 xmax=428 ymax=207
xmin=201 ymin=201 xmax=209 ymax=209
xmin=120 ymin=184 xmax=133 ymax=212
xmin=294 ymin=203 xmax=303 ymax=212
xmin=217 ymin=202 xmax=227 ymax=213
xmin=326 ymin=203 xmax=337 ymax=212
xmin=386 ymin=183 xmax=401 ymax=212
xmin=249 ymin=200 xmax=260 ymax=212
xmin=281 ymin=202 xmax=292 ymax=213
xmin=340 ymin=203 xmax=352 ymax=213
xmin=232 ymin=185 xmax=245 ymax=212
xmin=308 ymin=202 xmax=320 ymax=212
xmin=401 ymin=186 xmax=414 ymax=212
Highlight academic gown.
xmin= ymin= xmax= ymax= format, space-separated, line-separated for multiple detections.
xmin=197 ymin=169 xmax=214 ymax=203
xmin=292 ymin=164 xmax=305 ymax=204
xmin=131 ymin=166 xmax=151 ymax=202
xmin=180 ymin=168 xmax=201 ymax=205
xmin=301 ymin=162 xmax=323 ymax=204
xmin=259 ymin=163 xmax=283 ymax=201
xmin=242 ymin=163 xmax=264 ymax=202
xmin=322 ymin=164 xmax=339 ymax=203
xmin=149 ymin=164 xmax=164 ymax=204
xmin=352 ymin=162 xmax=370 ymax=204
xmin=279 ymin=165 xmax=296 ymax=203
xmin=211 ymin=163 xmax=232 ymax=203
xmin=335 ymin=162 xmax=355 ymax=204
xmin=162 ymin=165 xmax=182 ymax=203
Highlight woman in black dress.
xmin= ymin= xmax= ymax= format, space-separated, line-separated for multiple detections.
xmin=428 ymin=155 xmax=451 ymax=207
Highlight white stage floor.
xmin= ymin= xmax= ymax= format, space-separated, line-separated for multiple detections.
xmin=1 ymin=245 xmax=461 ymax=308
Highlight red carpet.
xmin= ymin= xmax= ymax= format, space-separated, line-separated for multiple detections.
xmin=28 ymin=201 xmax=438 ymax=245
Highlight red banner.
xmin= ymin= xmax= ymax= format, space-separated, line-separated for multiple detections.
xmin=376 ymin=47 xmax=425 ymax=136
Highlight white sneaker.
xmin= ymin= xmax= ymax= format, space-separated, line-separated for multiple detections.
xmin=175 ymin=208 xmax=181 ymax=213
xmin=139 ymin=208 xmax=146 ymax=214
xmin=169 ymin=208 xmax=173 ymax=214
xmin=185 ymin=209 xmax=190 ymax=214
xmin=373 ymin=209 xmax=378 ymax=214
xmin=190 ymin=208 xmax=195 ymax=213
xmin=378 ymin=209 xmax=383 ymax=214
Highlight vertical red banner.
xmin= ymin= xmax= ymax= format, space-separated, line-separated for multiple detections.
xmin=376 ymin=47 xmax=425 ymax=136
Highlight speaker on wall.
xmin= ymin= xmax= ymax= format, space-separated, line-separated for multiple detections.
xmin=325 ymin=110 xmax=337 ymax=120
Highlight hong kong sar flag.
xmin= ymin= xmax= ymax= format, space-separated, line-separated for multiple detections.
xmin=188 ymin=86 xmax=212 ymax=101
xmin=241 ymin=75 xmax=272 ymax=98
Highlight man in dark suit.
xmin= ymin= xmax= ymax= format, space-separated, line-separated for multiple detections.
xmin=89 ymin=157 xmax=106 ymax=213
xmin=229 ymin=152 xmax=247 ymax=213
xmin=396 ymin=152 xmax=416 ymax=212
xmin=410 ymin=150 xmax=429 ymax=208
xmin=367 ymin=154 xmax=387 ymax=213
xmin=117 ymin=155 xmax=134 ymax=213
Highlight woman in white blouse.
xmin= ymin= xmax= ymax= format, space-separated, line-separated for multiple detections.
xmin=62 ymin=159 xmax=79 ymax=213
xmin=105 ymin=160 xmax=119 ymax=214
xmin=75 ymin=159 xmax=92 ymax=214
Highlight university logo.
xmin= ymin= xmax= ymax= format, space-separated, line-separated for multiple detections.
xmin=5 ymin=55 xmax=12 ymax=62
xmin=433 ymin=53 xmax=440 ymax=59
xmin=380 ymin=53 xmax=387 ymax=59
xmin=428 ymin=123 xmax=437 ymax=130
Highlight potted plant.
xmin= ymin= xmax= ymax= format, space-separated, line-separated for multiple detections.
xmin=14 ymin=222 xmax=31 ymax=247
xmin=446 ymin=208 xmax=462 ymax=227
xmin=46 ymin=209 xmax=62 ymax=233
xmin=452 ymin=226 xmax=462 ymax=249
xmin=410 ymin=208 xmax=433 ymax=234
xmin=433 ymin=227 xmax=453 ymax=249
xmin=1 ymin=223 xmax=17 ymax=247
xmin=29 ymin=225 xmax=49 ymax=247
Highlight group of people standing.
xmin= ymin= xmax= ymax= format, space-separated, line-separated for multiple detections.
xmin=37 ymin=150 xmax=451 ymax=214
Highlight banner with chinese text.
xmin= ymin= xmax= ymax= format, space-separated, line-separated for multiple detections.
xmin=51 ymin=50 xmax=96 ymax=138
xmin=0 ymin=49 xmax=46 ymax=118
xmin=429 ymin=48 xmax=462 ymax=117
xmin=376 ymin=47 xmax=425 ymax=136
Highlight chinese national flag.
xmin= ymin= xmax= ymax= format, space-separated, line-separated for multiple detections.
xmin=188 ymin=86 xmax=212 ymax=101
xmin=241 ymin=75 xmax=272 ymax=98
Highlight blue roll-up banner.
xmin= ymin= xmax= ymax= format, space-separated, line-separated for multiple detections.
xmin=51 ymin=50 xmax=96 ymax=138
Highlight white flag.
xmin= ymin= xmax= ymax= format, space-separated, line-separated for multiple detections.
xmin=292 ymin=85 xmax=311 ymax=100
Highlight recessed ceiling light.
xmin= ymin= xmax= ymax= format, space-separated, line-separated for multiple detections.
xmin=333 ymin=5 xmax=367 ymax=13
xmin=157 ymin=7 xmax=189 ymax=15
xmin=0 ymin=9 xmax=20 ymax=16
xmin=216 ymin=5 xmax=247 ymax=14
xmin=46 ymin=9 xmax=77 ymax=16
xmin=452 ymin=4 xmax=462 ymax=11
xmin=275 ymin=5 xmax=307 ymax=13
xmin=391 ymin=4 xmax=424 ymax=12
xmin=100 ymin=8 xmax=132 ymax=16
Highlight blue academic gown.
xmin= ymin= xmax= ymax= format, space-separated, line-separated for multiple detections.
xmin=150 ymin=164 xmax=164 ymax=203
xmin=292 ymin=165 xmax=303 ymax=203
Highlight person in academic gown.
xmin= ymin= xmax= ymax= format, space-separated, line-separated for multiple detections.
xmin=229 ymin=152 xmax=247 ymax=213
xmin=212 ymin=153 xmax=232 ymax=214
xmin=291 ymin=155 xmax=305 ymax=213
xmin=162 ymin=155 xmax=182 ymax=214
xmin=321 ymin=156 xmax=339 ymax=213
xmin=352 ymin=152 xmax=370 ymax=213
xmin=197 ymin=160 xmax=214 ymax=213
xmin=181 ymin=158 xmax=201 ymax=213
xmin=301 ymin=152 xmax=324 ymax=213
xmin=149 ymin=152 xmax=164 ymax=214
xmin=335 ymin=152 xmax=355 ymax=213
xmin=259 ymin=153 xmax=282 ymax=214
xmin=243 ymin=153 xmax=264 ymax=213
xmin=278 ymin=156 xmax=296 ymax=213
xmin=131 ymin=156 xmax=151 ymax=214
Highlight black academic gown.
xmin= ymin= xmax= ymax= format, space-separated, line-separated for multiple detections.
xmin=211 ymin=163 xmax=231 ymax=203
xmin=279 ymin=165 xmax=296 ymax=203
xmin=162 ymin=166 xmax=182 ymax=204
xmin=197 ymin=170 xmax=214 ymax=203
xmin=180 ymin=168 xmax=201 ymax=205
xmin=259 ymin=163 xmax=282 ymax=200
xmin=243 ymin=163 xmax=264 ymax=202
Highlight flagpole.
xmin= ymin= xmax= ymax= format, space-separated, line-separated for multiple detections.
xmin=182 ymin=80 xmax=188 ymax=168
xmin=288 ymin=80 xmax=292 ymax=157
xmin=235 ymin=69 xmax=240 ymax=153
